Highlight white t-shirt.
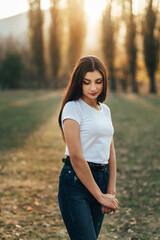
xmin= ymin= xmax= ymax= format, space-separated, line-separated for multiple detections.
xmin=61 ymin=98 xmax=114 ymax=164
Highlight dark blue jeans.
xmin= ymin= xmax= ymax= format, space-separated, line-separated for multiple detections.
xmin=58 ymin=163 xmax=110 ymax=240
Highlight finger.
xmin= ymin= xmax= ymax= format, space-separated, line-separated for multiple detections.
xmin=115 ymin=198 xmax=119 ymax=204
xmin=101 ymin=206 xmax=105 ymax=214
xmin=110 ymin=196 xmax=118 ymax=204
xmin=113 ymin=199 xmax=119 ymax=208
xmin=102 ymin=206 xmax=110 ymax=214
xmin=107 ymin=210 xmax=112 ymax=214
xmin=107 ymin=210 xmax=112 ymax=215
xmin=103 ymin=207 xmax=110 ymax=214
xmin=104 ymin=209 xmax=109 ymax=214
xmin=102 ymin=209 xmax=105 ymax=214
xmin=112 ymin=203 xmax=118 ymax=210
xmin=113 ymin=198 xmax=119 ymax=205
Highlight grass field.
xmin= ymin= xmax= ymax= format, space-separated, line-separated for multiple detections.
xmin=0 ymin=90 xmax=160 ymax=240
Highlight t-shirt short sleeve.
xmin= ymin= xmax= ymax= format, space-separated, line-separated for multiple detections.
xmin=61 ymin=101 xmax=81 ymax=130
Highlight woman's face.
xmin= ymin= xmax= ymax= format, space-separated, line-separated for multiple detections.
xmin=82 ymin=70 xmax=103 ymax=101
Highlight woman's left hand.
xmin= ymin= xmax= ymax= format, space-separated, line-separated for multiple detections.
xmin=101 ymin=192 xmax=117 ymax=214
xmin=101 ymin=206 xmax=113 ymax=214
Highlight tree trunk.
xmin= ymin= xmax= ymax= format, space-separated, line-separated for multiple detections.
xmin=110 ymin=71 xmax=116 ymax=91
xmin=150 ymin=72 xmax=156 ymax=93
xmin=131 ymin=73 xmax=138 ymax=93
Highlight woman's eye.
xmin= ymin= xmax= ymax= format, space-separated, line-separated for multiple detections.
xmin=82 ymin=80 xmax=103 ymax=85
xmin=83 ymin=81 xmax=90 ymax=85
xmin=96 ymin=81 xmax=103 ymax=84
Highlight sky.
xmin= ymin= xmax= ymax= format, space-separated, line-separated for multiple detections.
xmin=0 ymin=0 xmax=108 ymax=20
xmin=0 ymin=0 xmax=49 ymax=19
xmin=1 ymin=0 xmax=159 ymax=20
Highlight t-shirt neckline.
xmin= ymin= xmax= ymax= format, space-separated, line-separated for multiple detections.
xmin=80 ymin=98 xmax=102 ymax=112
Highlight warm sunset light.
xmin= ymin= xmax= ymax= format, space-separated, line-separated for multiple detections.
xmin=0 ymin=0 xmax=150 ymax=20
xmin=41 ymin=0 xmax=50 ymax=10
xmin=0 ymin=0 xmax=51 ymax=19
xmin=0 ymin=0 xmax=28 ymax=19
xmin=84 ymin=0 xmax=107 ymax=20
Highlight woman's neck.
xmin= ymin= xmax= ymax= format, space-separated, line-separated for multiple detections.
xmin=81 ymin=96 xmax=100 ymax=110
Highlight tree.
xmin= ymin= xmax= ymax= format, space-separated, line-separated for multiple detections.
xmin=102 ymin=0 xmax=116 ymax=91
xmin=49 ymin=0 xmax=62 ymax=88
xmin=0 ymin=36 xmax=37 ymax=88
xmin=28 ymin=0 xmax=46 ymax=88
xmin=126 ymin=0 xmax=138 ymax=93
xmin=142 ymin=0 xmax=159 ymax=93
xmin=67 ymin=0 xmax=86 ymax=71
xmin=0 ymin=52 xmax=23 ymax=89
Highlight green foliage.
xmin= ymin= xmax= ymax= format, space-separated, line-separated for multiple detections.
xmin=0 ymin=36 xmax=39 ymax=89
xmin=142 ymin=0 xmax=159 ymax=93
xmin=0 ymin=52 xmax=23 ymax=89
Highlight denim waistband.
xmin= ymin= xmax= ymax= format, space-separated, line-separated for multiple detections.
xmin=62 ymin=156 xmax=109 ymax=172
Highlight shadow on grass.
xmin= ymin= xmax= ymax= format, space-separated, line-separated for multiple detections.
xmin=0 ymin=95 xmax=61 ymax=152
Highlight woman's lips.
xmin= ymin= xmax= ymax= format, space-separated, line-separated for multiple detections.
xmin=90 ymin=92 xmax=98 ymax=96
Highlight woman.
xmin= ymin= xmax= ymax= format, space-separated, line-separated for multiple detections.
xmin=58 ymin=55 xmax=119 ymax=240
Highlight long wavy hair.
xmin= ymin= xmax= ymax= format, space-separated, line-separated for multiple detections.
xmin=58 ymin=55 xmax=108 ymax=140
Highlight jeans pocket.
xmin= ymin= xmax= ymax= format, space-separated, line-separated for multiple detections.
xmin=59 ymin=164 xmax=73 ymax=178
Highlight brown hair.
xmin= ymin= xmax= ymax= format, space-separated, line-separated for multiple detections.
xmin=58 ymin=55 xmax=108 ymax=139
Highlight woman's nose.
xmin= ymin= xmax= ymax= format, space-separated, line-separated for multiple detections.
xmin=90 ymin=84 xmax=96 ymax=91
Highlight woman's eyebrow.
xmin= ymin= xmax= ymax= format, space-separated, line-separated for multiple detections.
xmin=83 ymin=77 xmax=103 ymax=81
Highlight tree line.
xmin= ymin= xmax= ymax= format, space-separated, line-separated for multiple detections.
xmin=0 ymin=0 xmax=159 ymax=94
xmin=102 ymin=0 xmax=159 ymax=93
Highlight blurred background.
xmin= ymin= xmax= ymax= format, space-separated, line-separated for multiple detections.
xmin=0 ymin=0 xmax=159 ymax=94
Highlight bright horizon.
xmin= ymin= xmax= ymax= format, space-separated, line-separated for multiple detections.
xmin=0 ymin=0 xmax=156 ymax=20
xmin=0 ymin=0 xmax=107 ymax=20
xmin=0 ymin=0 xmax=50 ymax=20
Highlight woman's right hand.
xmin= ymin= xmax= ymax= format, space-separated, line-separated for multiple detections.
xmin=98 ymin=193 xmax=119 ymax=210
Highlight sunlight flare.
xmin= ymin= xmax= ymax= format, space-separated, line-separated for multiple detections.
xmin=41 ymin=0 xmax=50 ymax=10
xmin=84 ymin=0 xmax=107 ymax=20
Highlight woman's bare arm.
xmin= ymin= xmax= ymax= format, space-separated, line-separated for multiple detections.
xmin=101 ymin=137 xmax=117 ymax=214
xmin=107 ymin=137 xmax=117 ymax=195
xmin=63 ymin=119 xmax=119 ymax=210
